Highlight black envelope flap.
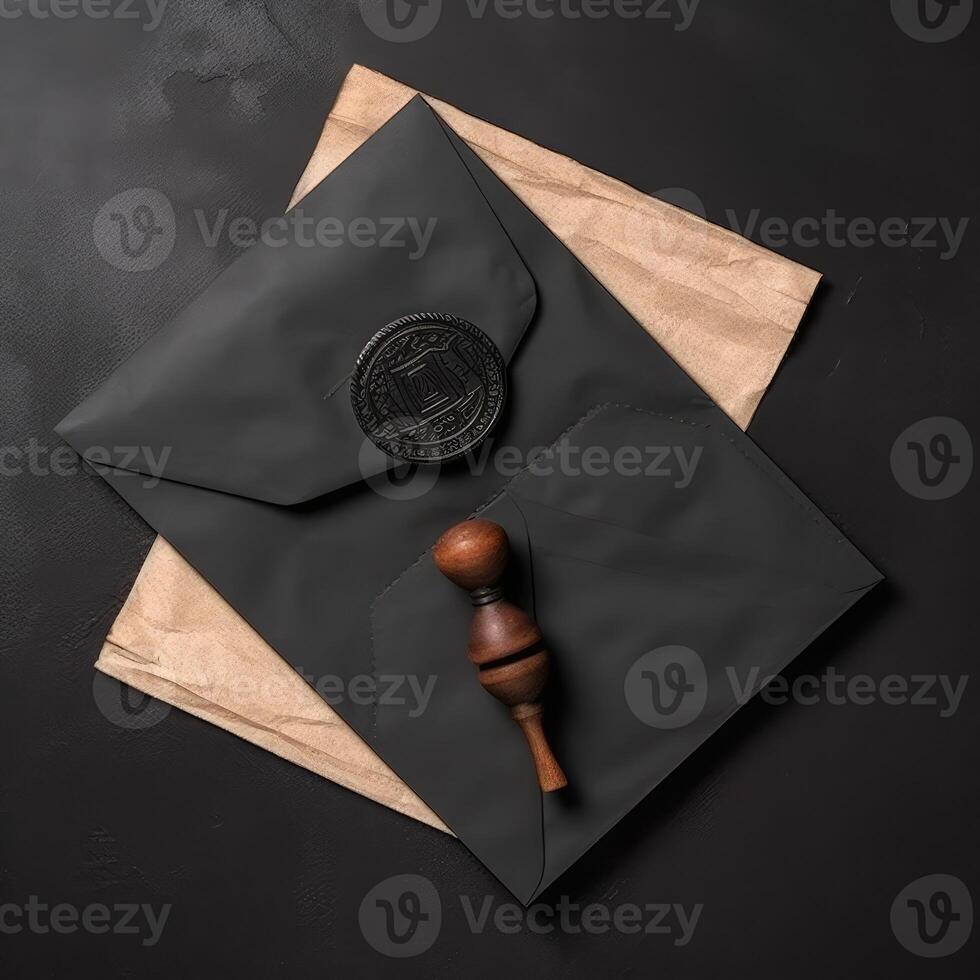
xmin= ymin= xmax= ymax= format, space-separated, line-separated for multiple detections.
xmin=56 ymin=98 xmax=537 ymax=505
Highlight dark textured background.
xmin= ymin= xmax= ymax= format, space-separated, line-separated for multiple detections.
xmin=1 ymin=1 xmax=977 ymax=976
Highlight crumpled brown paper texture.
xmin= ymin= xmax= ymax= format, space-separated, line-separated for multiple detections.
xmin=95 ymin=65 xmax=820 ymax=835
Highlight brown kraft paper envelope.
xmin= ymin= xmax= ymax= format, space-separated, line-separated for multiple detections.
xmin=95 ymin=65 xmax=821 ymax=835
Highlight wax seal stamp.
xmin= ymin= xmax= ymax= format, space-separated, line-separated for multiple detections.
xmin=433 ymin=518 xmax=568 ymax=793
xmin=350 ymin=313 xmax=507 ymax=464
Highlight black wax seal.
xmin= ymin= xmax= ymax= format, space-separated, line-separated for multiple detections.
xmin=350 ymin=313 xmax=507 ymax=464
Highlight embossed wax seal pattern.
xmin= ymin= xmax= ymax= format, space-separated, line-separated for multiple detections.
xmin=350 ymin=313 xmax=507 ymax=463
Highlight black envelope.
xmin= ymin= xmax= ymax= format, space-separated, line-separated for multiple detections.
xmin=58 ymin=97 xmax=882 ymax=903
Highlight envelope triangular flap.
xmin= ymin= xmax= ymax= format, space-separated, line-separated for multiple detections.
xmin=56 ymin=98 xmax=537 ymax=505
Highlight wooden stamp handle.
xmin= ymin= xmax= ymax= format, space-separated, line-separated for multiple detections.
xmin=512 ymin=704 xmax=568 ymax=793
xmin=433 ymin=519 xmax=567 ymax=793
